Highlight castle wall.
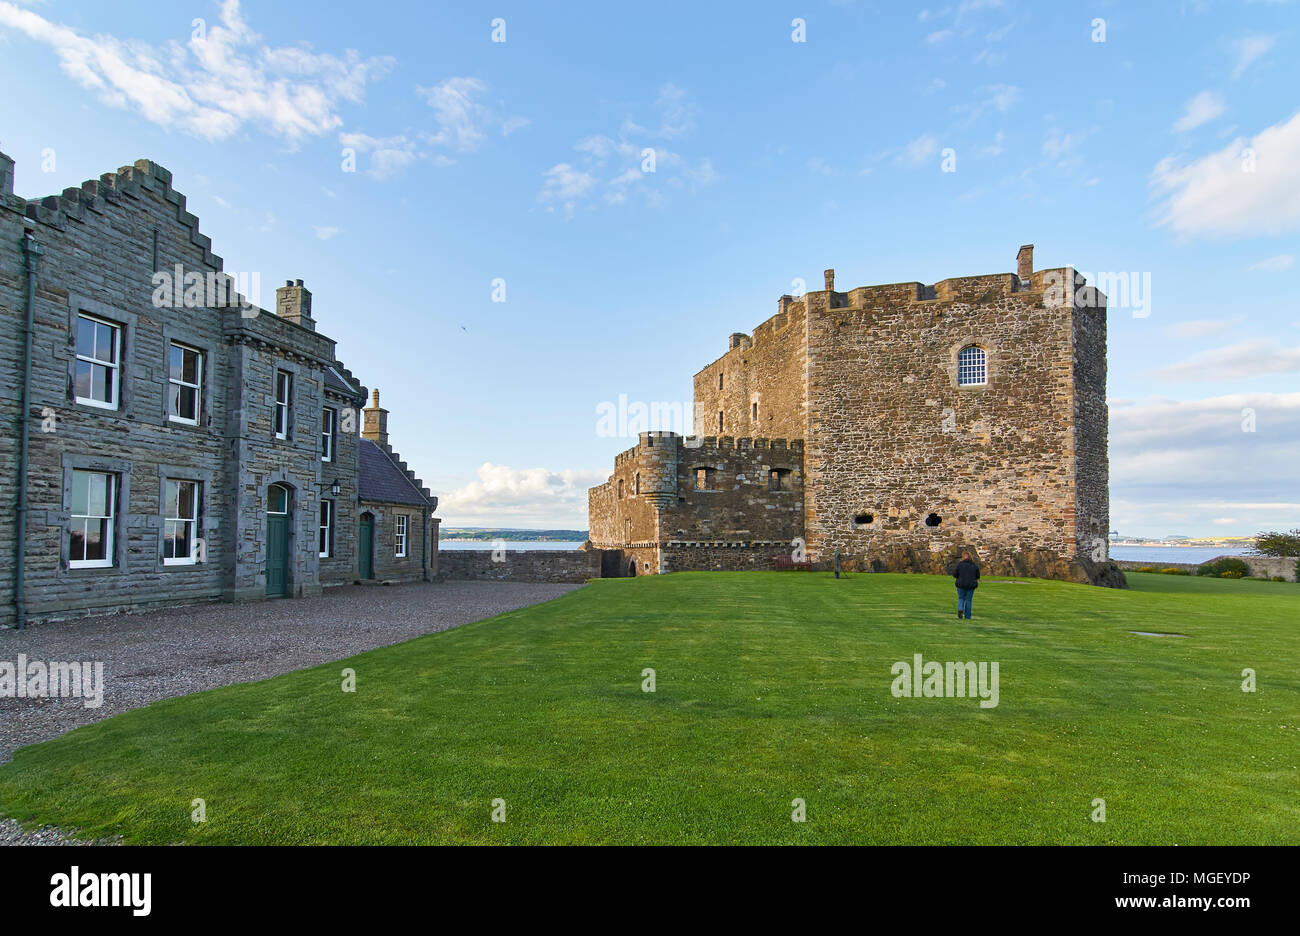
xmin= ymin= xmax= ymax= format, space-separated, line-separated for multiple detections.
xmin=1071 ymin=284 xmax=1110 ymax=561
xmin=587 ymin=249 xmax=1122 ymax=586
xmin=693 ymin=298 xmax=807 ymax=440
xmin=587 ymin=431 xmax=676 ymax=548
xmin=801 ymin=271 xmax=1085 ymax=571
xmin=660 ymin=436 xmax=803 ymax=543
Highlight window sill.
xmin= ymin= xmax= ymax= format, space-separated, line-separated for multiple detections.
xmin=74 ymin=398 xmax=120 ymax=411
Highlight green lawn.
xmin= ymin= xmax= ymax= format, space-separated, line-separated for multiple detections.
xmin=1 ymin=572 xmax=1296 ymax=844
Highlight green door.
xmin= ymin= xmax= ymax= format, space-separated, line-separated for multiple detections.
xmin=359 ymin=514 xmax=374 ymax=580
xmin=266 ymin=484 xmax=290 ymax=597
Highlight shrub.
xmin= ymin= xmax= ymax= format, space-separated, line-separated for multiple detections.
xmin=1136 ymin=566 xmax=1157 ymax=573
xmin=1253 ymin=529 xmax=1300 ymax=557
xmin=1220 ymin=570 xmax=1244 ymax=579
xmin=1271 ymin=576 xmax=1287 ymax=583
xmin=1160 ymin=567 xmax=1191 ymax=575
xmin=1197 ymin=557 xmax=1250 ymax=577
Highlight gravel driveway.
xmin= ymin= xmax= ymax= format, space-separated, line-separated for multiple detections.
xmin=0 ymin=580 xmax=581 ymax=844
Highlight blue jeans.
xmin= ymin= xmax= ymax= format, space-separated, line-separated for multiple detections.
xmin=956 ymin=588 xmax=974 ymax=619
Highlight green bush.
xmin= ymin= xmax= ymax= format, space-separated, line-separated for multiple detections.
xmin=1271 ymin=576 xmax=1287 ymax=583
xmin=1136 ymin=566 xmax=1157 ymax=573
xmin=1197 ymin=557 xmax=1250 ymax=577
xmin=1253 ymin=529 xmax=1300 ymax=557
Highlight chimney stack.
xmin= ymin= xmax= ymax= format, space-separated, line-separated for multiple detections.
xmin=824 ymin=269 xmax=836 ymax=293
xmin=275 ymin=278 xmax=315 ymax=330
xmin=1016 ymin=245 xmax=1034 ymax=282
xmin=362 ymin=388 xmax=389 ymax=446
xmin=0 ymin=151 xmax=13 ymax=196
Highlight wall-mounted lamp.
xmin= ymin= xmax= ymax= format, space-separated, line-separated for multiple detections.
xmin=330 ymin=479 xmax=341 ymax=496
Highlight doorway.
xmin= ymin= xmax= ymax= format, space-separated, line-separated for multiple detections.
xmin=266 ymin=483 xmax=290 ymax=597
xmin=359 ymin=513 xmax=375 ymax=580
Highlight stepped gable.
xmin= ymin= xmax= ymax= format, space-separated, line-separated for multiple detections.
xmin=18 ymin=158 xmax=224 ymax=270
xmin=359 ymin=439 xmax=435 ymax=508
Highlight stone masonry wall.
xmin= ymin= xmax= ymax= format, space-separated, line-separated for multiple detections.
xmin=436 ymin=548 xmax=601 ymax=583
xmin=363 ymin=502 xmax=434 ymax=583
xmin=661 ymin=435 xmax=803 ymax=542
xmin=588 ymin=432 xmax=805 ymax=558
xmin=1070 ymin=275 xmax=1111 ymax=560
xmin=802 ymin=271 xmax=1089 ymax=573
xmin=1 ymin=159 xmax=237 ymax=622
xmin=319 ymin=394 xmax=364 ymax=586
xmin=693 ymin=297 xmax=807 ymax=440
xmin=1115 ymin=556 xmax=1299 ymax=582
xmin=0 ymin=155 xmax=368 ymax=622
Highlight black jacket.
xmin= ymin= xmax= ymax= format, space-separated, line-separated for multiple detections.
xmin=953 ymin=559 xmax=981 ymax=590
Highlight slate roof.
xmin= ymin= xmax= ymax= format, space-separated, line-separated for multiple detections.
xmin=324 ymin=364 xmax=362 ymax=398
xmin=360 ymin=438 xmax=433 ymax=508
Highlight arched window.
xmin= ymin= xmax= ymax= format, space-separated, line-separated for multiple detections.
xmin=957 ymin=345 xmax=987 ymax=386
xmin=617 ymin=479 xmax=624 ymax=499
xmin=634 ymin=472 xmax=640 ymax=495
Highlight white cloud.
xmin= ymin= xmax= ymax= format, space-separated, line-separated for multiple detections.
xmin=313 ymin=225 xmax=339 ymax=240
xmin=654 ymin=82 xmax=697 ymax=138
xmin=437 ymin=463 xmax=605 ymax=527
xmin=339 ymin=131 xmax=421 ymax=179
xmin=1151 ymin=110 xmax=1300 ymax=237
xmin=417 ymin=77 xmax=493 ymax=151
xmin=1163 ymin=315 xmax=1243 ymax=338
xmin=538 ymin=163 xmax=598 ymax=219
xmin=898 ymin=133 xmax=940 ymax=166
xmin=1108 ymin=392 xmax=1300 ymax=536
xmin=1151 ymin=339 xmax=1300 ymax=381
xmin=1172 ymin=91 xmax=1226 ymax=132
xmin=952 ymin=83 xmax=1020 ymax=127
xmin=0 ymin=0 xmax=392 ymax=144
xmin=1247 ymin=253 xmax=1294 ymax=272
xmin=537 ymin=84 xmax=714 ymax=216
xmin=1229 ymin=34 xmax=1275 ymax=79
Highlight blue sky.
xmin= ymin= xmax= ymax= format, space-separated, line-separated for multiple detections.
xmin=1 ymin=0 xmax=1298 ymax=537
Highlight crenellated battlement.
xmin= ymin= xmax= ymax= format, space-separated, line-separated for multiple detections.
xmin=698 ymin=246 xmax=1103 ymax=371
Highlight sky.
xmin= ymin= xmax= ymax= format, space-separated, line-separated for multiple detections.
xmin=1 ymin=0 xmax=1297 ymax=538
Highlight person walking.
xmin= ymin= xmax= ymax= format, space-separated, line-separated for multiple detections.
xmin=952 ymin=550 xmax=980 ymax=620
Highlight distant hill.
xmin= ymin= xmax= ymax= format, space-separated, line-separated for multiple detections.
xmin=441 ymin=528 xmax=588 ymax=542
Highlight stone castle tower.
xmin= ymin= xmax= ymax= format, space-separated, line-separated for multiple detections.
xmin=588 ymin=246 xmax=1124 ymax=587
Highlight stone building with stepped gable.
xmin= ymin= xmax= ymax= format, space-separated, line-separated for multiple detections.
xmin=0 ymin=152 xmax=437 ymax=626
xmin=589 ymin=246 xmax=1125 ymax=587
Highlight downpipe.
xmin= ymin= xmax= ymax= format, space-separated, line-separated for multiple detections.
xmin=14 ymin=231 xmax=42 ymax=629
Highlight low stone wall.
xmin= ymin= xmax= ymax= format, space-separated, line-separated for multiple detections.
xmin=435 ymin=549 xmax=602 ymax=584
xmin=1116 ymin=555 xmax=1299 ymax=582
xmin=660 ymin=542 xmax=798 ymax=573
xmin=829 ymin=544 xmax=1127 ymax=588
